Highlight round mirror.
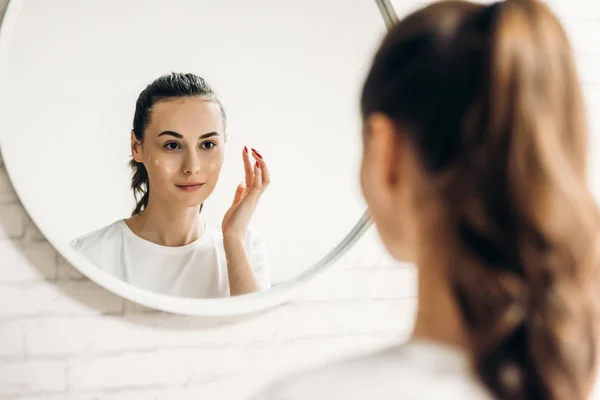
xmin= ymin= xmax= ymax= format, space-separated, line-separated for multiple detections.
xmin=0 ymin=0 xmax=386 ymax=315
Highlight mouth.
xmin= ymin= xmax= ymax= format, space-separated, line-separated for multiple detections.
xmin=175 ymin=182 xmax=205 ymax=192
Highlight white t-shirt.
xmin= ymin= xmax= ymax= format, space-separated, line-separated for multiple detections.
xmin=70 ymin=220 xmax=270 ymax=298
xmin=252 ymin=339 xmax=494 ymax=400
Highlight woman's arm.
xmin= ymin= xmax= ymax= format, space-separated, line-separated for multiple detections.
xmin=223 ymin=235 xmax=262 ymax=296
xmin=221 ymin=146 xmax=271 ymax=296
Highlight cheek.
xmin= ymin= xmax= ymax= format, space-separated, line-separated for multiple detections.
xmin=145 ymin=156 xmax=177 ymax=183
xmin=205 ymin=150 xmax=224 ymax=172
xmin=207 ymin=162 xmax=223 ymax=181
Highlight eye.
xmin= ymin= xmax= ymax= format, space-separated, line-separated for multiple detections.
xmin=201 ymin=141 xmax=217 ymax=150
xmin=164 ymin=142 xmax=180 ymax=150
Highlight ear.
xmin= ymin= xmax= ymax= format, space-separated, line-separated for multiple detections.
xmin=365 ymin=113 xmax=404 ymax=193
xmin=131 ymin=130 xmax=143 ymax=163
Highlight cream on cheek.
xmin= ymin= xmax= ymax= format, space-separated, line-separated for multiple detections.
xmin=159 ymin=158 xmax=177 ymax=176
xmin=146 ymin=154 xmax=177 ymax=183
xmin=196 ymin=148 xmax=222 ymax=174
xmin=206 ymin=151 xmax=224 ymax=176
xmin=207 ymin=160 xmax=224 ymax=189
xmin=153 ymin=156 xmax=186 ymax=202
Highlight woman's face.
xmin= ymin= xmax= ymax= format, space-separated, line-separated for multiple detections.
xmin=131 ymin=97 xmax=225 ymax=209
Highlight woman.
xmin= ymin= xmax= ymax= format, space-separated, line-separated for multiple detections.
xmin=72 ymin=73 xmax=271 ymax=298
xmin=255 ymin=0 xmax=600 ymax=399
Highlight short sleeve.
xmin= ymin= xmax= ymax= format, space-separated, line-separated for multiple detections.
xmin=68 ymin=222 xmax=126 ymax=280
xmin=70 ymin=233 xmax=105 ymax=268
xmin=248 ymin=230 xmax=271 ymax=290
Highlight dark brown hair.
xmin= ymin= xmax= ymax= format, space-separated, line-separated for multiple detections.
xmin=361 ymin=1 xmax=600 ymax=399
xmin=130 ymin=72 xmax=226 ymax=215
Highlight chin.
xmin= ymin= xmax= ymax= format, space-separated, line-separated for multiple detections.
xmin=171 ymin=193 xmax=206 ymax=208
xmin=180 ymin=198 xmax=205 ymax=208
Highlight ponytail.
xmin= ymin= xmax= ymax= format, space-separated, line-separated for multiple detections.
xmin=130 ymin=158 xmax=149 ymax=216
xmin=460 ymin=2 xmax=600 ymax=399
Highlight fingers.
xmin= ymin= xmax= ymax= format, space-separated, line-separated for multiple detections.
xmin=250 ymin=148 xmax=270 ymax=189
xmin=232 ymin=182 xmax=246 ymax=206
xmin=253 ymin=160 xmax=262 ymax=189
xmin=237 ymin=147 xmax=270 ymax=203
xmin=242 ymin=146 xmax=254 ymax=188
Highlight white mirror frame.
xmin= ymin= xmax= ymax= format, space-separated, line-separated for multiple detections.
xmin=0 ymin=0 xmax=396 ymax=316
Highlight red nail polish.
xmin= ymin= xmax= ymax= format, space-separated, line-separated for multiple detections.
xmin=252 ymin=148 xmax=263 ymax=158
xmin=244 ymin=146 xmax=248 ymax=153
xmin=255 ymin=161 xmax=260 ymax=168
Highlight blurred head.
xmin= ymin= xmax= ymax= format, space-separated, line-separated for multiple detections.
xmin=360 ymin=1 xmax=600 ymax=399
xmin=130 ymin=72 xmax=227 ymax=216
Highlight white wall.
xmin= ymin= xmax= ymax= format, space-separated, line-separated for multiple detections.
xmin=0 ymin=1 xmax=598 ymax=400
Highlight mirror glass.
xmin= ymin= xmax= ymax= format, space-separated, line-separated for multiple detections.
xmin=0 ymin=0 xmax=386 ymax=299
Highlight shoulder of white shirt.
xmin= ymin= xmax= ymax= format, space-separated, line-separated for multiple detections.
xmin=70 ymin=219 xmax=122 ymax=249
xmin=251 ymin=340 xmax=495 ymax=400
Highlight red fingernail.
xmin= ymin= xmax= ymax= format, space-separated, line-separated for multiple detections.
xmin=255 ymin=161 xmax=260 ymax=168
xmin=244 ymin=146 xmax=248 ymax=153
xmin=252 ymin=148 xmax=263 ymax=158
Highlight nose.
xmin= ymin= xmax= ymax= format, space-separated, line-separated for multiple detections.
xmin=182 ymin=151 xmax=201 ymax=175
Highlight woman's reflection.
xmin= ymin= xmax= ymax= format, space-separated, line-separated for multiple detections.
xmin=71 ymin=72 xmax=271 ymax=298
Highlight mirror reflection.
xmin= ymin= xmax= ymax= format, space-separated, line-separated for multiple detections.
xmin=0 ymin=0 xmax=387 ymax=299
xmin=71 ymin=73 xmax=272 ymax=297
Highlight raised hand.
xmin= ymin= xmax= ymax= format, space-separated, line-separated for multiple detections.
xmin=221 ymin=146 xmax=270 ymax=240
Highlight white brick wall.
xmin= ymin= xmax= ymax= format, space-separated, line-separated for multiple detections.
xmin=0 ymin=0 xmax=598 ymax=399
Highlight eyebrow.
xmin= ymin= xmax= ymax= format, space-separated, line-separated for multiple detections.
xmin=157 ymin=131 xmax=220 ymax=139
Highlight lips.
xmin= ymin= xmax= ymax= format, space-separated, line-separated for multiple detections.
xmin=176 ymin=182 xmax=205 ymax=192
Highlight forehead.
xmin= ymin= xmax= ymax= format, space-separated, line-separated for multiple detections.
xmin=148 ymin=97 xmax=224 ymax=135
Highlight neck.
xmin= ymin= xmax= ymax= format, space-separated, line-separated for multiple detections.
xmin=411 ymin=258 xmax=470 ymax=352
xmin=127 ymin=194 xmax=204 ymax=247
